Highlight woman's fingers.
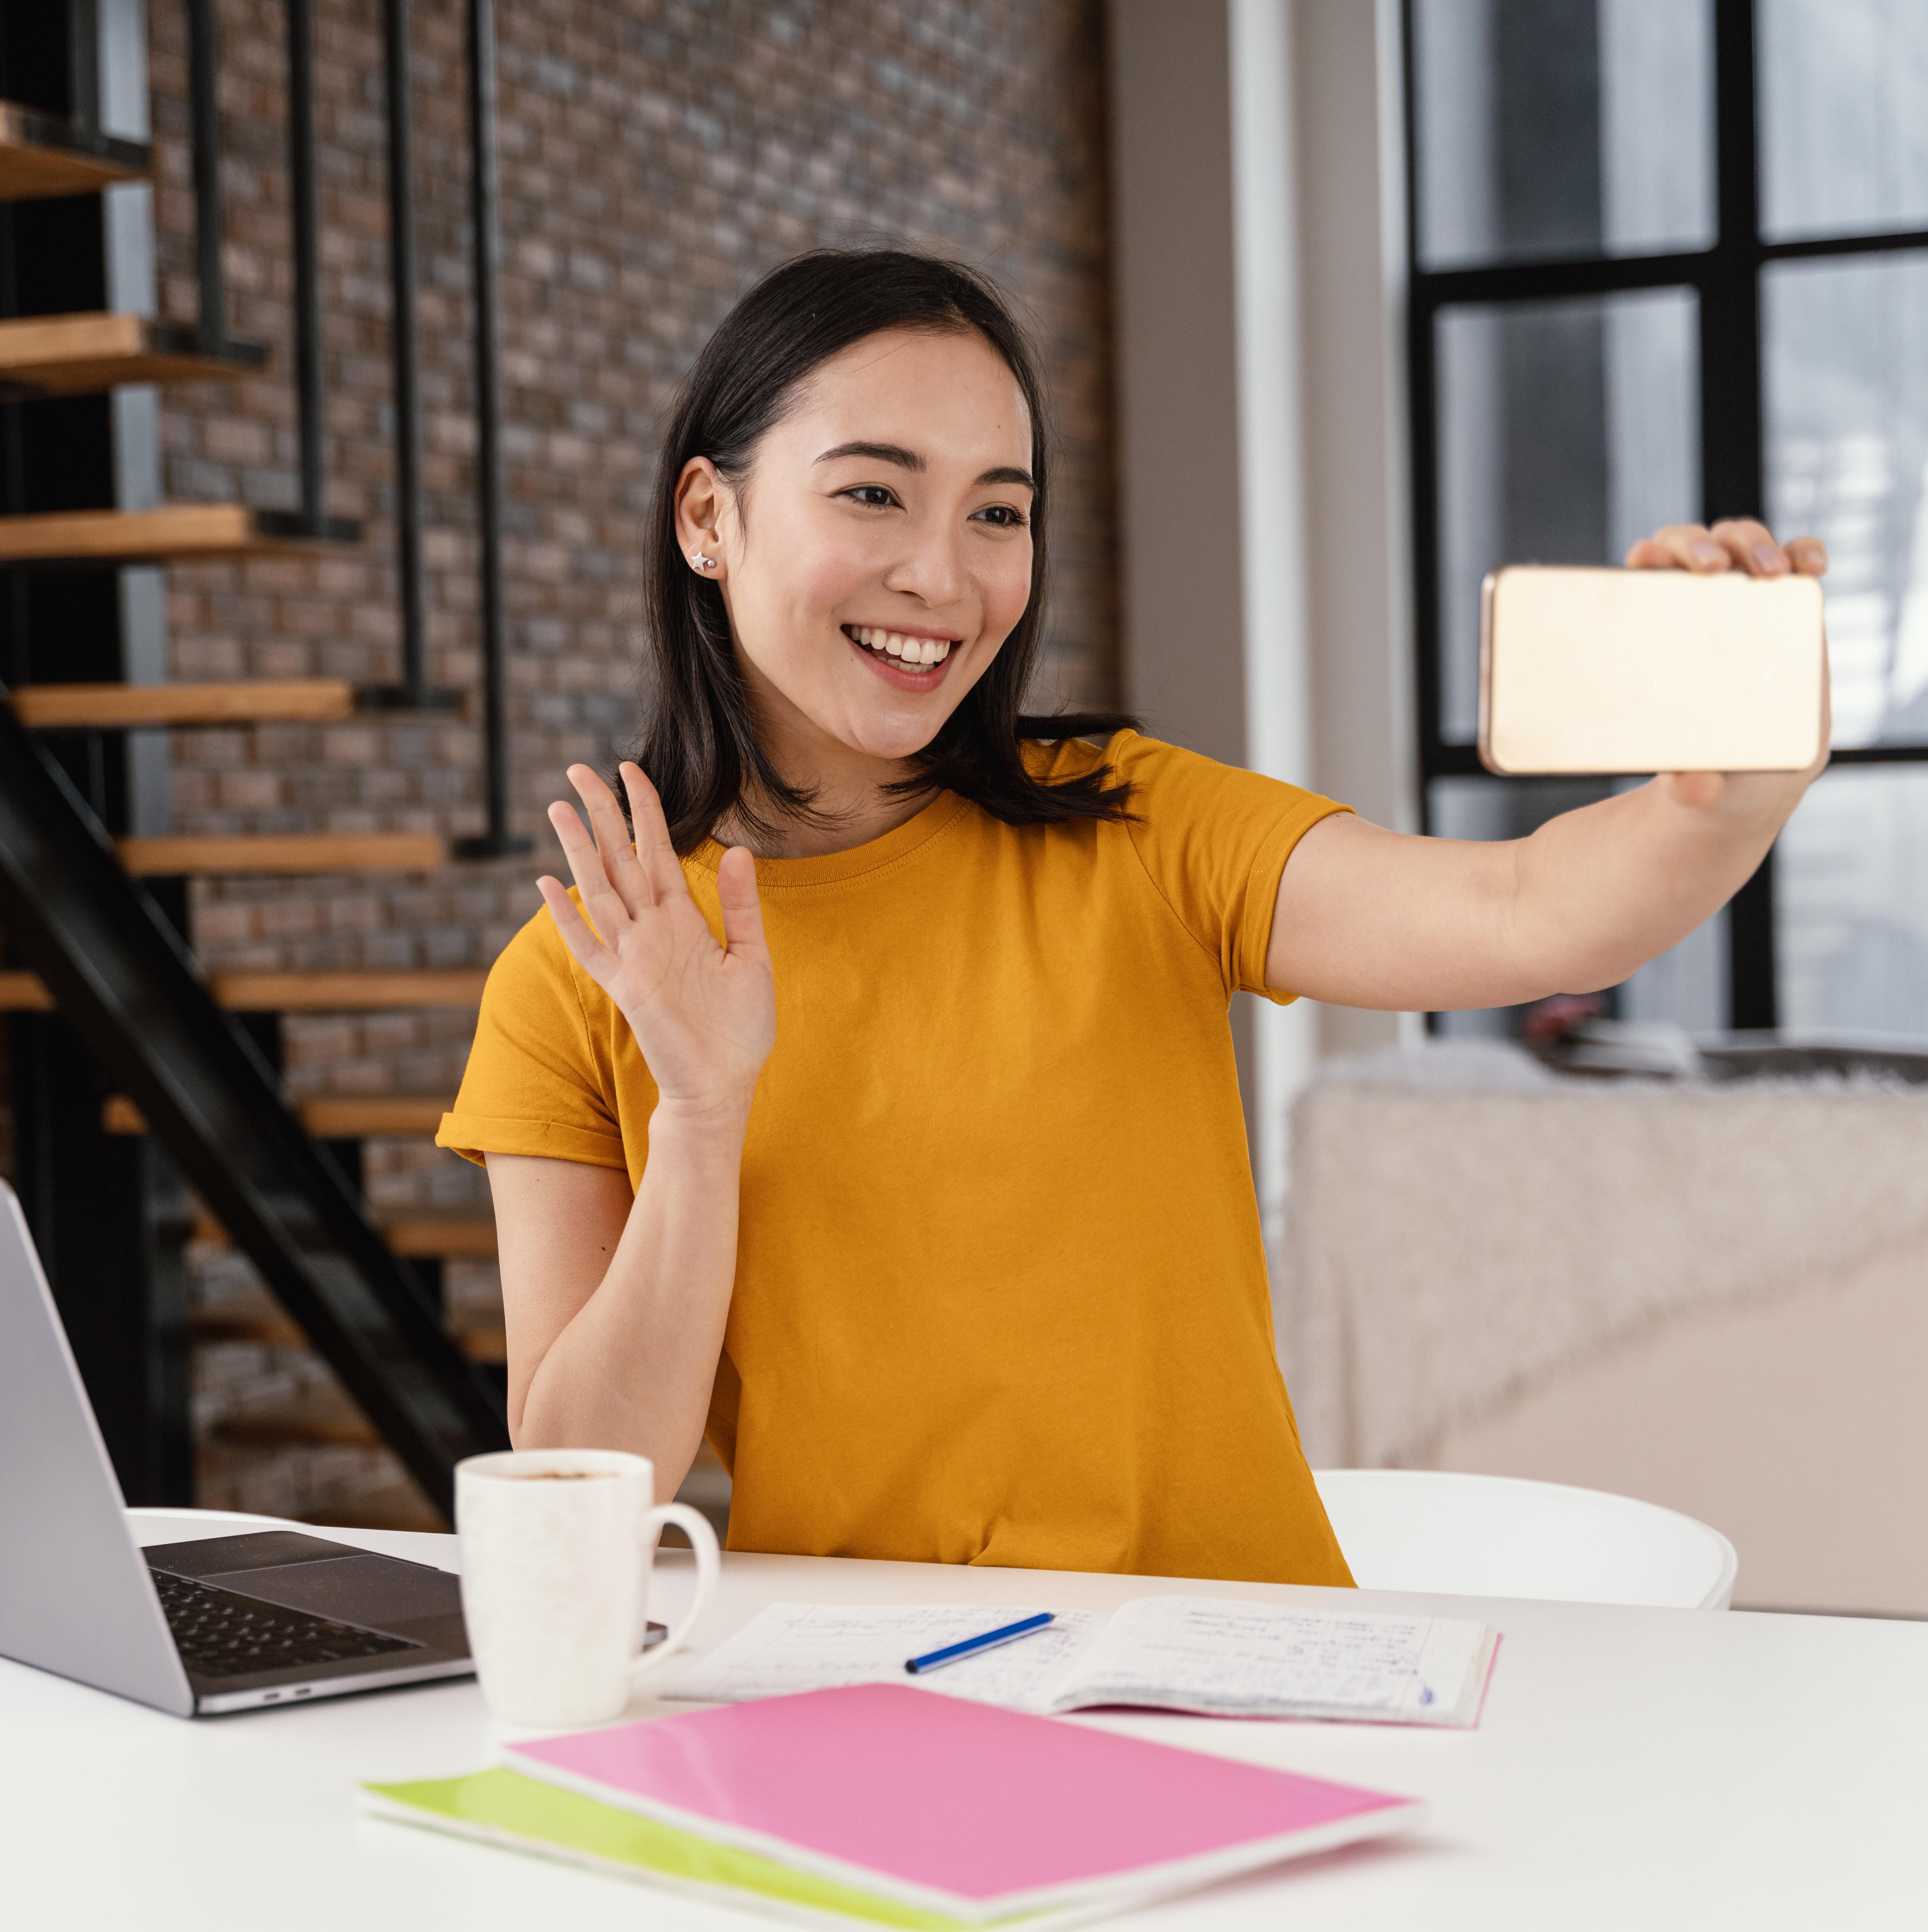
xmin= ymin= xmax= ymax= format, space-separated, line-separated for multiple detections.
xmin=535 ymin=871 xmax=610 ymax=971
xmin=567 ymin=763 xmax=657 ymax=913
xmin=619 ymin=762 xmax=691 ymax=905
xmin=1627 ymin=520 xmax=1814 ymax=577
xmin=547 ymin=796 xmax=634 ymax=946
xmin=715 ymin=845 xmax=770 ymax=962
xmin=1709 ymin=517 xmax=1789 ymax=576
xmin=1629 ymin=523 xmax=1733 ymax=573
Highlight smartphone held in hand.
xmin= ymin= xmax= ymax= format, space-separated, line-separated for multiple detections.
xmin=1478 ymin=565 xmax=1827 ymax=776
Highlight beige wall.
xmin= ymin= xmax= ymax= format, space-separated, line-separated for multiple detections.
xmin=1105 ymin=0 xmax=1417 ymax=1170
xmin=1105 ymin=0 xmax=1261 ymax=1127
xmin=1289 ymin=0 xmax=1418 ymax=1062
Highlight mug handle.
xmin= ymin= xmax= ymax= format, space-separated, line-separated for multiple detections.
xmin=627 ymin=1502 xmax=720 ymax=1684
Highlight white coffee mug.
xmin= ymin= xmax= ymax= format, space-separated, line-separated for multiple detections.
xmin=455 ymin=1446 xmax=720 ymax=1727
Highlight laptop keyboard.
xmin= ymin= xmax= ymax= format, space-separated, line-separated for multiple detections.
xmin=150 ymin=1568 xmax=421 ymax=1678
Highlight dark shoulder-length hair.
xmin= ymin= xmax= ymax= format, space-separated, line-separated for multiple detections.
xmin=632 ymin=248 xmax=1137 ymax=853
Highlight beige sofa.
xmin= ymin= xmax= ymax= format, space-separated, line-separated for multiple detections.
xmin=1274 ymin=1045 xmax=1928 ymax=1614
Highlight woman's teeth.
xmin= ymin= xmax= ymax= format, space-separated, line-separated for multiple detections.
xmin=850 ymin=625 xmax=953 ymax=668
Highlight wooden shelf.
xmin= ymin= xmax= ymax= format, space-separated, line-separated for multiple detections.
xmin=0 ymin=313 xmax=267 ymax=400
xmin=11 ymin=678 xmax=355 ymax=729
xmin=209 ymin=969 xmax=490 ymax=1010
xmin=117 ymin=832 xmax=446 ymax=875
xmin=0 ymin=503 xmax=357 ymax=565
xmin=0 ymin=968 xmax=487 ymax=1013
xmin=0 ymin=103 xmax=148 ymax=201
xmin=106 ymin=1092 xmax=452 ymax=1138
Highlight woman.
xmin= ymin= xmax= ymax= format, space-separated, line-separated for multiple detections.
xmin=439 ymin=249 xmax=1826 ymax=1584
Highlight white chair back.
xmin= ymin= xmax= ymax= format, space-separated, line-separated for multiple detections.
xmin=1312 ymin=1468 xmax=1737 ymax=1610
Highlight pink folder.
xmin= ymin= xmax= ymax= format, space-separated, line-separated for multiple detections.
xmin=507 ymin=1683 xmax=1422 ymax=1920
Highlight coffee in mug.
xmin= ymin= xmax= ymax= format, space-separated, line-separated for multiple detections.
xmin=455 ymin=1446 xmax=720 ymax=1727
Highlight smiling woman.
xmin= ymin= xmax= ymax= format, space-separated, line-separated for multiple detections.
xmin=437 ymin=248 xmax=1829 ymax=1587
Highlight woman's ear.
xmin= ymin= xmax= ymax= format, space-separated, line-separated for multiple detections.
xmin=674 ymin=457 xmax=730 ymax=582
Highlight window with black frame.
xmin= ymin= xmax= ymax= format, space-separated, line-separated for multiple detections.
xmin=1403 ymin=0 xmax=1928 ymax=1040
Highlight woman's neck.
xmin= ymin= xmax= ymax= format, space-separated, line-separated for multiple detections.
xmin=722 ymin=780 xmax=934 ymax=860
xmin=716 ymin=672 xmax=943 ymax=858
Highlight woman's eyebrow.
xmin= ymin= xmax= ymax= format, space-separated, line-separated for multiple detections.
xmin=811 ymin=444 xmax=1035 ymax=493
xmin=815 ymin=440 xmax=924 ymax=470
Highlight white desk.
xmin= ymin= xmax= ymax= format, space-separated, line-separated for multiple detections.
xmin=4 ymin=1511 xmax=1923 ymax=1930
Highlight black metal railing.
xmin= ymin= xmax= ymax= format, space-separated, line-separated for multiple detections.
xmin=451 ymin=0 xmax=525 ymax=856
xmin=383 ymin=0 xmax=429 ymax=708
xmin=0 ymin=704 xmax=512 ymax=1512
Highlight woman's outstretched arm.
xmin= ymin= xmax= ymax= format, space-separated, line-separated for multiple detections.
xmin=487 ymin=760 xmax=774 ymax=1499
xmin=1265 ymin=519 xmax=1830 ymax=1012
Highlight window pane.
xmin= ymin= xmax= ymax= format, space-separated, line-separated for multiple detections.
xmin=1435 ymin=288 xmax=1699 ymax=742
xmin=1778 ymin=767 xmax=1928 ymax=1037
xmin=1759 ymin=0 xmax=1928 ymax=241
xmin=1412 ymin=0 xmax=1714 ymax=269
xmin=1764 ymin=253 xmax=1928 ymax=748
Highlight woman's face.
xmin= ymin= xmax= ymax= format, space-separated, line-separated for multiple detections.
xmin=674 ymin=327 xmax=1035 ymax=770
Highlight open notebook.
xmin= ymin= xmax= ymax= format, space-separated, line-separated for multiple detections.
xmin=666 ymin=1595 xmax=1499 ymax=1727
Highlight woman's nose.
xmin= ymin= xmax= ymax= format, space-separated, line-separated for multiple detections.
xmin=882 ymin=519 xmax=969 ymax=608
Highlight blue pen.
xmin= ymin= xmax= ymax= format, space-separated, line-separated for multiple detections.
xmin=904 ymin=1612 xmax=1055 ymax=1675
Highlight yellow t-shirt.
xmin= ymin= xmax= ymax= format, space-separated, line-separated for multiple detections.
xmin=439 ymin=731 xmax=1354 ymax=1586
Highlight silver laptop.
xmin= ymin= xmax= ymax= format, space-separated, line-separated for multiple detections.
xmin=0 ymin=1178 xmax=476 ymax=1715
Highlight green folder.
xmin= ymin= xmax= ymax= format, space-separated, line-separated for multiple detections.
xmin=362 ymin=1769 xmax=1058 ymax=1930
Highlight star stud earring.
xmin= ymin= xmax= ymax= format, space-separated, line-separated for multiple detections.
xmin=688 ymin=549 xmax=714 ymax=571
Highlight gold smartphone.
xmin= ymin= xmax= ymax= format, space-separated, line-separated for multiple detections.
xmin=1477 ymin=565 xmax=1827 ymax=775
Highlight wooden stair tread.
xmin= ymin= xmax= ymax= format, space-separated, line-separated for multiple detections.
xmin=0 ymin=969 xmax=54 ymax=1011
xmin=192 ymin=1203 xmax=497 ymax=1258
xmin=106 ymin=1092 xmax=453 ymax=1138
xmin=117 ymin=831 xmax=446 ymax=874
xmin=456 ymin=1323 xmax=506 ymax=1366
xmin=193 ymin=1303 xmax=307 ymax=1350
xmin=302 ymin=1095 xmax=455 ymax=1135
xmin=12 ymin=679 xmax=354 ymax=728
xmin=0 ymin=313 xmax=267 ymax=398
xmin=0 ymin=103 xmax=148 ymax=201
xmin=384 ymin=1209 xmax=498 ymax=1258
xmin=193 ymin=1296 xmax=499 ymax=1366
xmin=0 ymin=503 xmax=357 ymax=564
xmin=212 ymin=969 xmax=490 ymax=1009
xmin=0 ymin=967 xmax=487 ymax=1012
xmin=210 ymin=1391 xmax=379 ymax=1448
xmin=299 ymin=1484 xmax=448 ymax=1535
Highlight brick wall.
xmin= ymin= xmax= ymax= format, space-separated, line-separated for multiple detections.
xmin=138 ymin=0 xmax=1119 ymax=1519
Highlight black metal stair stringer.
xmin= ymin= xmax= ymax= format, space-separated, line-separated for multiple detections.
xmin=0 ymin=698 xmax=508 ymax=1512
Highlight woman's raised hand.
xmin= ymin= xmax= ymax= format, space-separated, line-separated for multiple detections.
xmin=1624 ymin=516 xmax=1831 ymax=809
xmin=1624 ymin=516 xmax=1827 ymax=582
xmin=537 ymin=762 xmax=775 ymax=1124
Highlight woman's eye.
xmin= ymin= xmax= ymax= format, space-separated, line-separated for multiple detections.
xmin=842 ymin=485 xmax=899 ymax=509
xmin=973 ymin=504 xmax=1028 ymax=529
